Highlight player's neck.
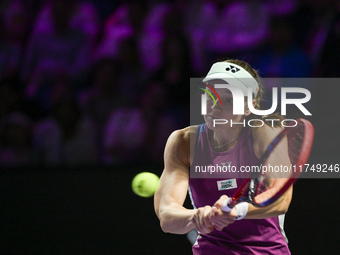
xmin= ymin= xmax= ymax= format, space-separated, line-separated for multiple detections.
xmin=210 ymin=127 xmax=243 ymax=152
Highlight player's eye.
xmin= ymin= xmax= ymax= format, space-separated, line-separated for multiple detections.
xmin=223 ymin=98 xmax=233 ymax=104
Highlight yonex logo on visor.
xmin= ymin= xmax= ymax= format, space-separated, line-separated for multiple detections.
xmin=225 ymin=65 xmax=240 ymax=73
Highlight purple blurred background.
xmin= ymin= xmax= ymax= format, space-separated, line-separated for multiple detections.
xmin=0 ymin=0 xmax=339 ymax=167
xmin=0 ymin=1 xmax=340 ymax=254
xmin=0 ymin=0 xmax=340 ymax=166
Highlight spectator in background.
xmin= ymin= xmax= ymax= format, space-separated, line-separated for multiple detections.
xmin=292 ymin=0 xmax=339 ymax=75
xmin=0 ymin=112 xmax=35 ymax=167
xmin=46 ymin=73 xmax=76 ymax=112
xmin=255 ymin=17 xmax=312 ymax=78
xmin=152 ymin=6 xmax=192 ymax=111
xmin=180 ymin=0 xmax=214 ymax=74
xmin=309 ymin=0 xmax=340 ymax=76
xmin=139 ymin=0 xmax=170 ymax=74
xmin=0 ymin=0 xmax=30 ymax=81
xmin=33 ymin=98 xmax=98 ymax=166
xmin=31 ymin=0 xmax=99 ymax=46
xmin=0 ymin=79 xmax=45 ymax=123
xmin=93 ymin=1 xmax=148 ymax=65
xmin=207 ymin=0 xmax=269 ymax=63
xmin=254 ymin=17 xmax=312 ymax=119
xmin=87 ymin=0 xmax=118 ymax=21
xmin=103 ymin=82 xmax=179 ymax=165
xmin=264 ymin=0 xmax=297 ymax=17
xmin=78 ymin=58 xmax=122 ymax=134
xmin=0 ymin=81 xmax=20 ymax=120
xmin=22 ymin=0 xmax=91 ymax=104
xmin=96 ymin=0 xmax=188 ymax=76
xmin=116 ymin=35 xmax=147 ymax=103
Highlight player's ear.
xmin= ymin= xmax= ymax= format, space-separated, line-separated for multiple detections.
xmin=244 ymin=99 xmax=255 ymax=116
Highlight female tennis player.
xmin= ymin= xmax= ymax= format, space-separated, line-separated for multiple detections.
xmin=154 ymin=59 xmax=292 ymax=254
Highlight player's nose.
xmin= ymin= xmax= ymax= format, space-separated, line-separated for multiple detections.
xmin=211 ymin=100 xmax=222 ymax=112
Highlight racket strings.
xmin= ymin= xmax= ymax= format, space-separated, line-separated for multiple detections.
xmin=253 ymin=121 xmax=307 ymax=204
xmin=287 ymin=123 xmax=305 ymax=166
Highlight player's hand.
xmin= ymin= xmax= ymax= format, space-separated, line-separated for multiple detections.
xmin=209 ymin=195 xmax=238 ymax=231
xmin=192 ymin=206 xmax=215 ymax=234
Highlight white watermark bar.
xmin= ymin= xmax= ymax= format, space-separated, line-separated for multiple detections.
xmin=190 ymin=78 xmax=340 ymax=178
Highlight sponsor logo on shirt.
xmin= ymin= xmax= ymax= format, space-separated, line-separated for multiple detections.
xmin=217 ymin=178 xmax=237 ymax=191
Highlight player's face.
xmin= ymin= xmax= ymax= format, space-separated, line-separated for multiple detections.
xmin=203 ymin=81 xmax=249 ymax=130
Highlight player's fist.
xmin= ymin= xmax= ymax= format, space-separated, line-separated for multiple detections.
xmin=209 ymin=195 xmax=237 ymax=231
xmin=192 ymin=206 xmax=214 ymax=234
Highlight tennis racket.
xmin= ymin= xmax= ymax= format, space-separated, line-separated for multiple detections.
xmin=221 ymin=118 xmax=314 ymax=212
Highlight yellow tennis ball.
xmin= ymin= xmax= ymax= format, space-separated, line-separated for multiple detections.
xmin=132 ymin=172 xmax=159 ymax=197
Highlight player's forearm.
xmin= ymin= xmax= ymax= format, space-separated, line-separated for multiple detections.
xmin=158 ymin=202 xmax=196 ymax=234
xmin=245 ymin=191 xmax=291 ymax=219
xmin=245 ymin=204 xmax=287 ymax=219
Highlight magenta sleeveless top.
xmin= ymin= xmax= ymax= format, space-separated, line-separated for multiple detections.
xmin=189 ymin=124 xmax=291 ymax=254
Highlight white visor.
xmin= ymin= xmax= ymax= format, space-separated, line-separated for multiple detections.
xmin=203 ymin=62 xmax=259 ymax=97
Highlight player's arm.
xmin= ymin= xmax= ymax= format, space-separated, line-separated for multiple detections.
xmin=154 ymin=127 xmax=214 ymax=234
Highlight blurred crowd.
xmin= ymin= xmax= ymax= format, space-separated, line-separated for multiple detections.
xmin=0 ymin=0 xmax=339 ymax=167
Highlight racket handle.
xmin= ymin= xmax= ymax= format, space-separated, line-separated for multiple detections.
xmin=221 ymin=198 xmax=233 ymax=212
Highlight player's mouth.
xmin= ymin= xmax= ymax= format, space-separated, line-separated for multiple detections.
xmin=206 ymin=115 xmax=221 ymax=120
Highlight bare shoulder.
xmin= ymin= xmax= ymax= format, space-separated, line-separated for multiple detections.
xmin=251 ymin=124 xmax=283 ymax=158
xmin=166 ymin=126 xmax=196 ymax=148
xmin=165 ymin=126 xmax=198 ymax=167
